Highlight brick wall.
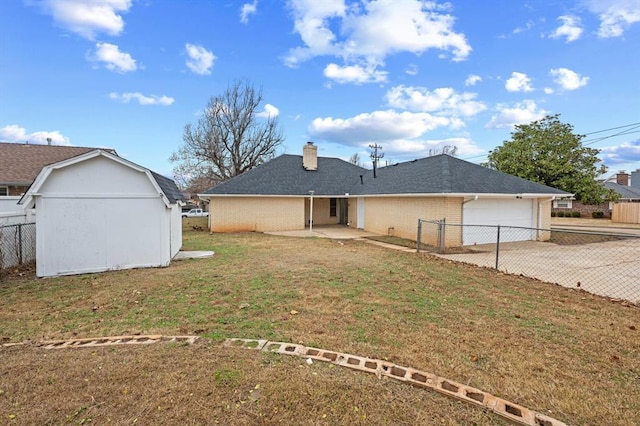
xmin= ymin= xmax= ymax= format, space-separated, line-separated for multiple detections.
xmin=552 ymin=201 xmax=610 ymax=218
xmin=305 ymin=197 xmax=340 ymax=225
xmin=209 ymin=196 xmax=304 ymax=232
xmin=6 ymin=185 xmax=27 ymax=196
xmin=362 ymin=196 xmax=463 ymax=245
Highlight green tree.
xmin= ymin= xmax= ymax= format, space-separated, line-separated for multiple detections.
xmin=485 ymin=114 xmax=617 ymax=204
xmin=170 ymin=79 xmax=284 ymax=192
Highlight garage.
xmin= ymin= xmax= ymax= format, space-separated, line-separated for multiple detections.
xmin=463 ymin=198 xmax=537 ymax=245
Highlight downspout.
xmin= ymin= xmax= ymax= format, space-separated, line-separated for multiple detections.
xmin=309 ymin=190 xmax=314 ymax=232
xmin=462 ymin=195 xmax=479 ymax=205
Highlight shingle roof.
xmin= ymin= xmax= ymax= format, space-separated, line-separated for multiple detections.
xmin=204 ymin=153 xmax=569 ymax=197
xmin=150 ymin=171 xmax=185 ymax=204
xmin=352 ymin=154 xmax=569 ymax=195
xmin=604 ymin=182 xmax=640 ymax=200
xmin=0 ymin=142 xmax=116 ymax=186
xmin=203 ymin=154 xmax=366 ymax=195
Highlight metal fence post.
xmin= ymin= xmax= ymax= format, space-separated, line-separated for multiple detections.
xmin=435 ymin=219 xmax=444 ymax=254
xmin=416 ymin=219 xmax=422 ymax=253
xmin=18 ymin=224 xmax=23 ymax=265
xmin=495 ymin=225 xmax=500 ymax=270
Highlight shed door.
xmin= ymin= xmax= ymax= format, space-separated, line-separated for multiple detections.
xmin=463 ymin=199 xmax=536 ymax=245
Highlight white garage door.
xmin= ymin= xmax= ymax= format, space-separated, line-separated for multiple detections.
xmin=463 ymin=199 xmax=536 ymax=245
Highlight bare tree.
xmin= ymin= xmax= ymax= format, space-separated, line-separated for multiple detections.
xmin=170 ymin=80 xmax=284 ymax=190
xmin=348 ymin=152 xmax=362 ymax=166
xmin=428 ymin=145 xmax=458 ymax=156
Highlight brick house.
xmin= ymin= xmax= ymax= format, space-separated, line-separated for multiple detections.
xmin=200 ymin=143 xmax=569 ymax=246
xmin=552 ymin=171 xmax=640 ymax=218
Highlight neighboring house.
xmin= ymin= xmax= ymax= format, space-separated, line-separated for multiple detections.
xmin=200 ymin=143 xmax=570 ymax=246
xmin=0 ymin=141 xmax=113 ymax=195
xmin=19 ymin=150 xmax=184 ymax=277
xmin=553 ymin=171 xmax=640 ymax=217
xmin=0 ymin=141 xmax=116 ymax=212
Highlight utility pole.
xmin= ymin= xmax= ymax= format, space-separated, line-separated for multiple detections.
xmin=368 ymin=143 xmax=384 ymax=178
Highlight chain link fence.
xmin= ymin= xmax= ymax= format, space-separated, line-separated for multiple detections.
xmin=417 ymin=219 xmax=639 ymax=304
xmin=0 ymin=222 xmax=36 ymax=275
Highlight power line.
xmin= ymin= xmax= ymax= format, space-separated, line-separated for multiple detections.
xmin=582 ymin=122 xmax=640 ymax=136
xmin=583 ymin=126 xmax=640 ymax=146
xmin=460 ymin=122 xmax=640 ymax=162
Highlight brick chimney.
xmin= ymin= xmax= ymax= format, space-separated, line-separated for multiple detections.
xmin=616 ymin=171 xmax=629 ymax=186
xmin=303 ymin=142 xmax=317 ymax=170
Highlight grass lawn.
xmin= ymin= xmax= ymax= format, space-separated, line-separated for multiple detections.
xmin=1 ymin=218 xmax=638 ymax=425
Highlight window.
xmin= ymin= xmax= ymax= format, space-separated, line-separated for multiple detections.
xmin=329 ymin=198 xmax=337 ymax=217
xmin=553 ymin=199 xmax=572 ymax=209
xmin=0 ymin=186 xmax=8 ymax=196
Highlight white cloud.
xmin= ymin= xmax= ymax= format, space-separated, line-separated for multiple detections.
xmin=465 ymin=74 xmax=482 ymax=86
xmin=405 ymin=64 xmax=418 ymax=75
xmin=109 ymin=92 xmax=174 ymax=106
xmin=385 ymin=85 xmax=486 ymax=117
xmin=549 ymin=68 xmax=589 ymax=90
xmin=285 ymin=0 xmax=471 ymax=77
xmin=585 ymin=0 xmax=640 ymax=38
xmin=544 ymin=87 xmax=555 ymax=94
xmin=550 ymin=15 xmax=583 ymax=42
xmin=240 ymin=1 xmax=258 ymax=24
xmin=308 ymin=110 xmax=456 ymax=145
xmin=90 ymin=42 xmax=137 ymax=73
xmin=485 ymin=100 xmax=548 ymax=129
xmin=383 ymin=137 xmax=484 ymax=158
xmin=599 ymin=139 xmax=640 ymax=164
xmin=512 ymin=20 xmax=535 ymax=35
xmin=505 ymin=72 xmax=534 ymax=92
xmin=185 ymin=43 xmax=215 ymax=75
xmin=37 ymin=0 xmax=132 ymax=40
xmin=256 ymin=103 xmax=280 ymax=118
xmin=323 ymin=63 xmax=388 ymax=84
xmin=0 ymin=124 xmax=72 ymax=146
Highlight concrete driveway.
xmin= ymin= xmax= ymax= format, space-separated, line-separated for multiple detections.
xmin=437 ymin=238 xmax=640 ymax=303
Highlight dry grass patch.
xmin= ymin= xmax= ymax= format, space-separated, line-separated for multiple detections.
xmin=0 ymin=342 xmax=505 ymax=425
xmin=1 ymin=220 xmax=638 ymax=425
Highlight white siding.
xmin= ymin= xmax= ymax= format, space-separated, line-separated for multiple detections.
xmin=0 ymin=197 xmax=23 ymax=213
xmin=34 ymin=155 xmax=177 ymax=277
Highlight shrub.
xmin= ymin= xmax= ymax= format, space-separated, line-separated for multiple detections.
xmin=551 ymin=211 xmax=556 ymax=217
xmin=592 ymin=211 xmax=604 ymax=219
xmin=556 ymin=211 xmax=564 ymax=217
xmin=572 ymin=211 xmax=581 ymax=218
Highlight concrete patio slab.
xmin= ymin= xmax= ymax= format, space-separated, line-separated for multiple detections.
xmin=266 ymin=225 xmax=379 ymax=240
xmin=173 ymin=251 xmax=215 ymax=260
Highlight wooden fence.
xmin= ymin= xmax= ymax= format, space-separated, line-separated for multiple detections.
xmin=612 ymin=203 xmax=640 ymax=224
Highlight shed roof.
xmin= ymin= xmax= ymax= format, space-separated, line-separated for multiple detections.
xmin=19 ymin=150 xmax=184 ymax=207
xmin=0 ymin=142 xmax=116 ymax=186
xmin=202 ymin=153 xmax=570 ymax=197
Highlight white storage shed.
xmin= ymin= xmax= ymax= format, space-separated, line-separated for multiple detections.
xmin=19 ymin=150 xmax=184 ymax=277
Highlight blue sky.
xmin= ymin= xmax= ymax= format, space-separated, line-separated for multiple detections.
xmin=1 ymin=0 xmax=639 ymax=181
